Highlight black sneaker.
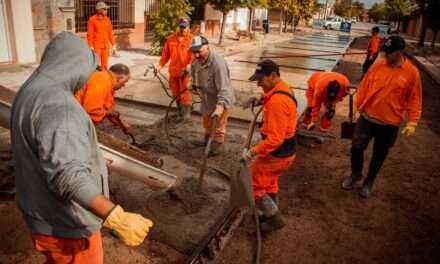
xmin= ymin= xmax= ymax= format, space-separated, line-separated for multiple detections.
xmin=261 ymin=212 xmax=286 ymax=233
xmin=359 ymin=184 xmax=372 ymax=198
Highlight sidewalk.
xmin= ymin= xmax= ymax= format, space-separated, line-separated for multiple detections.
xmin=404 ymin=38 xmax=440 ymax=86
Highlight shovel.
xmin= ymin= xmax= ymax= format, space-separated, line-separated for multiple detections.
xmin=198 ymin=116 xmax=218 ymax=187
xmin=110 ymin=113 xmax=152 ymax=148
xmin=341 ymin=92 xmax=356 ymax=139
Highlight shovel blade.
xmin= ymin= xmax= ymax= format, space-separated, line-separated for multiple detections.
xmin=230 ymin=161 xmax=255 ymax=209
xmin=341 ymin=122 xmax=356 ymax=139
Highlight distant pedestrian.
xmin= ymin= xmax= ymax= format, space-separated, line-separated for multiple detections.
xmin=362 ymin=26 xmax=381 ymax=76
xmin=342 ymin=36 xmax=422 ymax=198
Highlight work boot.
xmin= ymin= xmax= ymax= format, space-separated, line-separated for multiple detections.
xmin=359 ymin=184 xmax=372 ymax=199
xmin=268 ymin=193 xmax=279 ymax=206
xmin=260 ymin=211 xmax=286 ymax=233
xmin=341 ymin=175 xmax=361 ymax=190
xmin=181 ymin=105 xmax=192 ymax=122
xmin=256 ymin=194 xmax=278 ymax=223
xmin=209 ymin=141 xmax=224 ymax=156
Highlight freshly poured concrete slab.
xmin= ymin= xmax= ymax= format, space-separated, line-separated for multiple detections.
xmin=117 ymin=32 xmax=352 ymax=124
xmin=288 ymin=40 xmax=347 ymax=49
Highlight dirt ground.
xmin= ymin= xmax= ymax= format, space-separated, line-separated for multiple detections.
xmin=214 ymin=37 xmax=440 ymax=264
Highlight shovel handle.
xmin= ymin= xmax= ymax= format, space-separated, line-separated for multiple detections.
xmin=244 ymin=107 xmax=263 ymax=149
xmin=349 ymin=93 xmax=353 ymax=123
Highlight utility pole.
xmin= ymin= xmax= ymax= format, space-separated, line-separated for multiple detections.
xmin=324 ymin=0 xmax=329 ymax=20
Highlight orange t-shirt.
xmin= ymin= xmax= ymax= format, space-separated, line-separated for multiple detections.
xmin=87 ymin=14 xmax=114 ymax=50
xmin=75 ymin=71 xmax=115 ymax=124
xmin=252 ymin=81 xmax=297 ymax=157
xmin=355 ymin=58 xmax=422 ymax=126
xmin=160 ymin=30 xmax=193 ymax=77
xmin=306 ymin=72 xmax=350 ymax=121
xmin=367 ymin=34 xmax=381 ymax=56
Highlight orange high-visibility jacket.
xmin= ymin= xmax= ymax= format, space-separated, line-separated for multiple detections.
xmin=355 ymin=58 xmax=422 ymax=126
xmin=306 ymin=72 xmax=350 ymax=121
xmin=87 ymin=14 xmax=115 ymax=50
xmin=252 ymin=81 xmax=297 ymax=157
xmin=367 ymin=34 xmax=381 ymax=56
xmin=75 ymin=71 xmax=115 ymax=124
xmin=160 ymin=30 xmax=193 ymax=77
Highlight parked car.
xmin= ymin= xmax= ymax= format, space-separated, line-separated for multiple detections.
xmin=323 ymin=16 xmax=345 ymax=30
xmin=345 ymin=17 xmax=357 ymax=23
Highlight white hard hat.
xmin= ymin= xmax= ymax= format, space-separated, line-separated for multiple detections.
xmin=96 ymin=1 xmax=109 ymax=10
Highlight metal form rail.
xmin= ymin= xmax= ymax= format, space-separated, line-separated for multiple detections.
xmin=0 ymin=99 xmax=177 ymax=191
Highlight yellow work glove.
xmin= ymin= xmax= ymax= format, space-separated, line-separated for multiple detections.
xmin=305 ymin=122 xmax=316 ymax=130
xmin=103 ymin=205 xmax=153 ymax=246
xmin=211 ymin=104 xmax=225 ymax=118
xmin=401 ymin=122 xmax=417 ymax=137
xmin=241 ymin=148 xmax=256 ymax=161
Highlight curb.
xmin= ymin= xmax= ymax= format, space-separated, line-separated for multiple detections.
xmin=405 ymin=51 xmax=440 ymax=86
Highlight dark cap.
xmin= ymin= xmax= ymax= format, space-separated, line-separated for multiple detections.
xmin=327 ymin=80 xmax=340 ymax=101
xmin=190 ymin=36 xmax=209 ymax=52
xmin=249 ymin=59 xmax=280 ymax=81
xmin=372 ymin=26 xmax=379 ymax=33
xmin=382 ymin=35 xmax=406 ymax=54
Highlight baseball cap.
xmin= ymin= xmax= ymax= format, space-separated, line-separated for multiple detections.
xmin=248 ymin=60 xmax=280 ymax=81
xmin=96 ymin=1 xmax=109 ymax=10
xmin=190 ymin=36 xmax=209 ymax=52
xmin=382 ymin=35 xmax=406 ymax=54
xmin=327 ymin=80 xmax=340 ymax=101
xmin=178 ymin=17 xmax=189 ymax=28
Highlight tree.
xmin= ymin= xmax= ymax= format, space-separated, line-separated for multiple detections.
xmin=205 ymin=0 xmax=246 ymax=45
xmin=244 ymin=0 xmax=268 ymax=33
xmin=368 ymin=3 xmax=386 ymax=23
xmin=268 ymin=0 xmax=289 ymax=34
xmin=150 ymin=0 xmax=193 ymax=55
xmin=334 ymin=0 xmax=352 ymax=18
xmin=351 ymin=1 xmax=365 ymax=19
xmin=414 ymin=0 xmax=440 ymax=47
xmin=384 ymin=0 xmax=412 ymax=32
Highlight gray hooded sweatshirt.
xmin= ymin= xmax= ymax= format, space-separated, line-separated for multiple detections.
xmin=11 ymin=32 xmax=109 ymax=238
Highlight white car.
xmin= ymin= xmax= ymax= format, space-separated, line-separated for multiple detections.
xmin=323 ymin=16 xmax=345 ymax=30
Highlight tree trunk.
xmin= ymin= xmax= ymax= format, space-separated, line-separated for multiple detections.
xmin=418 ymin=16 xmax=428 ymax=47
xmin=294 ymin=17 xmax=299 ymax=33
xmin=432 ymin=30 xmax=438 ymax=47
xmin=248 ymin=8 xmax=254 ymax=33
xmin=283 ymin=16 xmax=288 ymax=33
xmin=218 ymin=12 xmax=227 ymax=45
xmin=279 ymin=9 xmax=283 ymax=35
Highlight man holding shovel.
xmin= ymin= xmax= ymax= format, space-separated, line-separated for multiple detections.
xmin=75 ymin=63 xmax=132 ymax=134
xmin=301 ymin=71 xmax=350 ymax=132
xmin=341 ymin=36 xmax=422 ymax=198
xmin=242 ymin=60 xmax=297 ymax=233
xmin=190 ymin=36 xmax=235 ymax=155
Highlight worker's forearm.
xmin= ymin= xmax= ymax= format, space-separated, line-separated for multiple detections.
xmin=89 ymin=194 xmax=116 ymax=219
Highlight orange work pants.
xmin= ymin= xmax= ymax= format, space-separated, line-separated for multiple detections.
xmin=202 ymin=111 xmax=229 ymax=143
xmin=169 ymin=76 xmax=192 ymax=106
xmin=95 ymin=48 xmax=109 ymax=70
xmin=251 ymin=155 xmax=296 ymax=200
xmin=31 ymin=231 xmax=103 ymax=264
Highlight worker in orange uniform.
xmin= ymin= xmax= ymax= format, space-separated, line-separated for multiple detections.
xmin=301 ymin=71 xmax=350 ymax=132
xmin=342 ymin=36 xmax=422 ymax=198
xmin=362 ymin=26 xmax=381 ymax=76
xmin=75 ymin=63 xmax=131 ymax=131
xmin=157 ymin=17 xmax=193 ymax=121
xmin=87 ymin=1 xmax=115 ymax=70
xmin=242 ymin=60 xmax=297 ymax=233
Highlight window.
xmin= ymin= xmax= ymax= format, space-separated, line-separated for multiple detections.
xmin=75 ymin=0 xmax=134 ymax=32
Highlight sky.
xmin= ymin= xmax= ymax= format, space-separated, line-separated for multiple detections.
xmin=317 ymin=0 xmax=384 ymax=9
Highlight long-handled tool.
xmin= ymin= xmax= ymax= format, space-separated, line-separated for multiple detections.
xmin=341 ymin=90 xmax=357 ymax=139
xmin=110 ymin=112 xmax=152 ymax=148
xmin=257 ymin=51 xmax=368 ymax=60
xmin=230 ymin=105 xmax=263 ymax=264
xmin=198 ymin=116 xmax=218 ymax=187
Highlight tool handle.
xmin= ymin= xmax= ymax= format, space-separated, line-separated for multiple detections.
xmin=349 ymin=93 xmax=353 ymax=123
xmin=244 ymin=107 xmax=263 ymax=149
